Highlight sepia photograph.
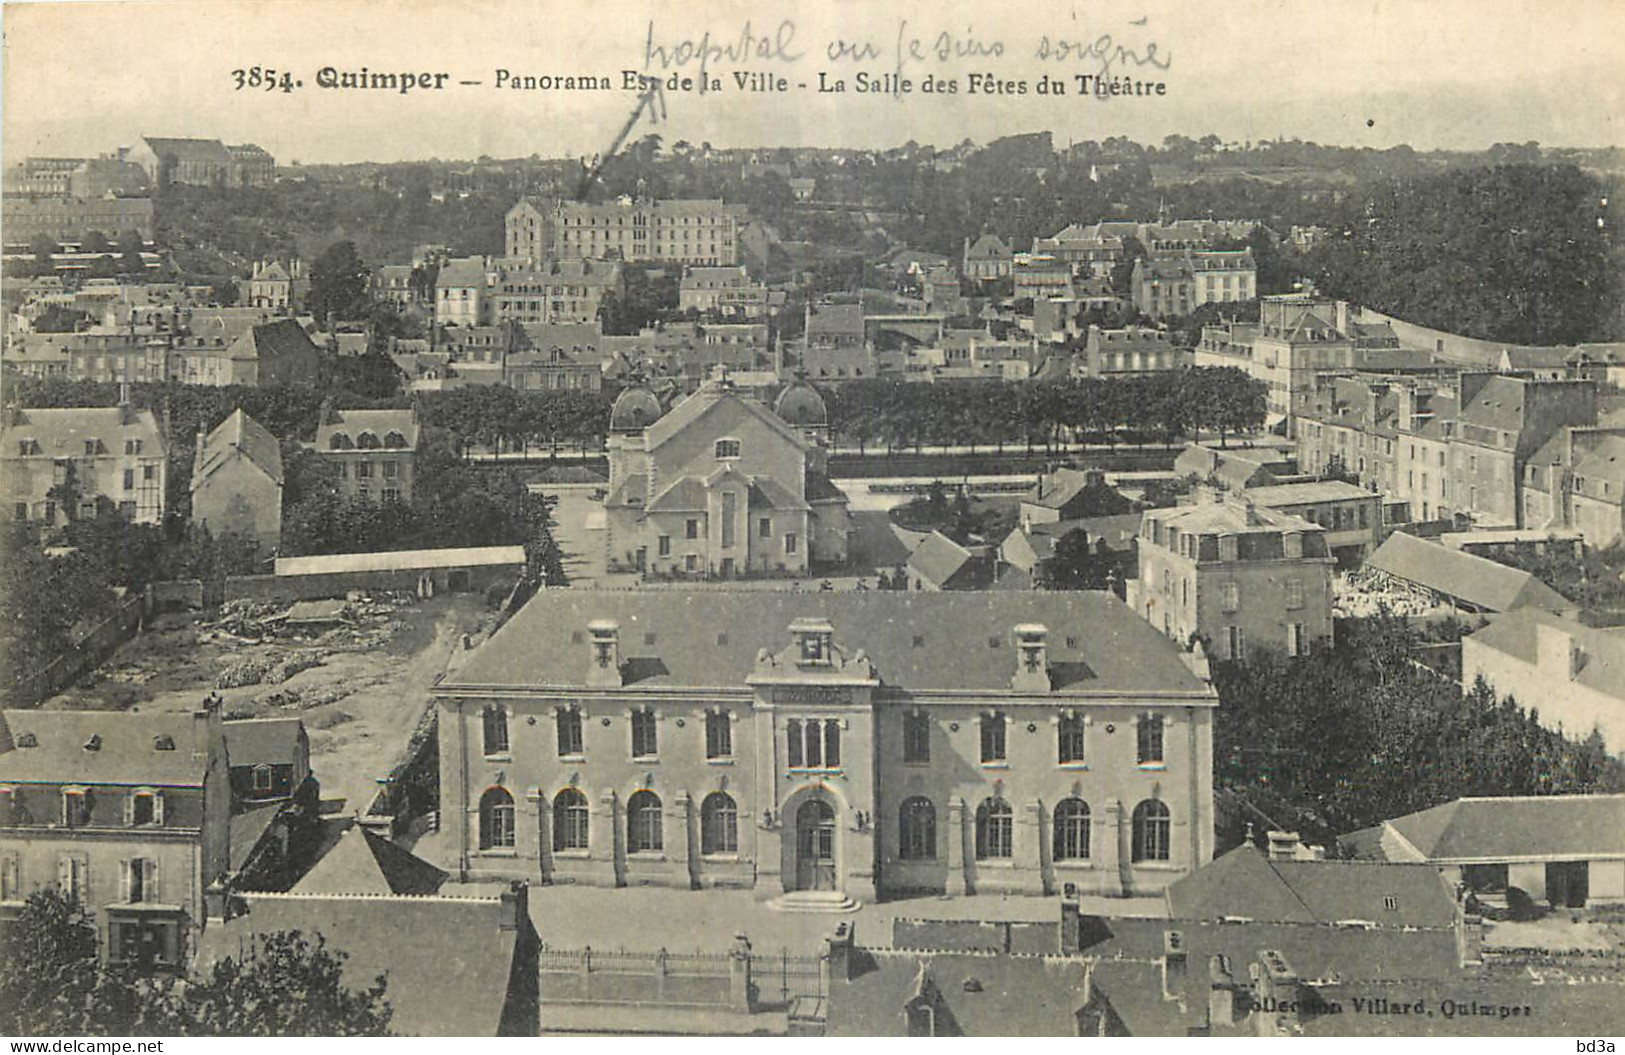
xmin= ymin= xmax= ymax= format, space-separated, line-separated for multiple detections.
xmin=0 ymin=0 xmax=1623 ymax=1041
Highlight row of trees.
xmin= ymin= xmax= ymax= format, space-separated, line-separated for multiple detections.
xmin=1 ymin=890 xmax=391 ymax=1035
xmin=1211 ymin=613 xmax=1624 ymax=851
xmin=824 ymin=368 xmax=1268 ymax=452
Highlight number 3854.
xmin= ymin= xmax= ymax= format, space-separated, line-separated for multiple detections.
xmin=231 ymin=67 xmax=297 ymax=92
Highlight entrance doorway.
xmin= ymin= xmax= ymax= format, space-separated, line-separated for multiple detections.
xmin=795 ymin=798 xmax=837 ymax=891
xmin=1546 ymin=861 xmax=1589 ymax=908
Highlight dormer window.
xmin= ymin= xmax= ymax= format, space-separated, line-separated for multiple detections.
xmin=715 ymin=438 xmax=741 ymax=460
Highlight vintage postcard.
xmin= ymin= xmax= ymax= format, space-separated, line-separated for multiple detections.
xmin=1 ymin=0 xmax=1623 ymax=1041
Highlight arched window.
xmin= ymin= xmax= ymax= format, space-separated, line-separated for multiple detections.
xmin=714 ymin=438 xmax=741 ymax=460
xmin=975 ymin=797 xmax=1012 ymax=860
xmin=357 ymin=431 xmax=381 ymax=450
xmin=328 ymin=432 xmax=353 ymax=450
xmin=552 ymin=788 xmax=588 ymax=852
xmin=1053 ymin=798 xmax=1091 ymax=861
xmin=1132 ymin=800 xmax=1171 ymax=862
xmin=251 ymin=764 xmax=273 ymax=792
xmin=824 ymin=721 xmax=841 ymax=767
xmin=482 ymin=705 xmax=509 ymax=756
xmin=479 ymin=786 xmax=515 ymax=850
xmin=627 ymin=790 xmax=663 ymax=853
xmin=701 ymin=792 xmax=737 ymax=855
xmin=383 ymin=430 xmax=408 ymax=448
xmin=899 ymin=797 xmax=936 ymax=860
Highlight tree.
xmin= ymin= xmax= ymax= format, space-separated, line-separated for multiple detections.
xmin=117 ymin=230 xmax=147 ymax=275
xmin=307 ymin=240 xmax=372 ymax=323
xmin=184 ymin=931 xmax=392 ymax=1036
xmin=31 ymin=233 xmax=58 ymax=274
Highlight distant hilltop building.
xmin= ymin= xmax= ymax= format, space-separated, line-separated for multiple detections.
xmin=127 ymin=137 xmax=275 ymax=188
xmin=505 ymin=196 xmax=741 ymax=266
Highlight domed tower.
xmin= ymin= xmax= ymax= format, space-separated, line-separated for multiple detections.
xmin=773 ymin=376 xmax=830 ymax=474
xmin=607 ymin=378 xmax=662 ymax=492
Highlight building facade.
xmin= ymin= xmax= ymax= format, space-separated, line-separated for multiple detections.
xmin=1 ymin=197 xmax=156 ymax=247
xmin=3 ymin=404 xmax=168 ymax=525
xmin=1128 ymin=494 xmax=1334 ymax=662
xmin=492 ymin=259 xmax=621 ymax=326
xmin=0 ymin=699 xmax=231 ymax=970
xmin=189 ymin=408 xmax=284 ymax=552
xmin=604 ymin=376 xmax=851 ymax=576
xmin=435 ymin=590 xmax=1218 ymax=903
xmin=506 ymin=197 xmax=741 ymax=266
xmin=678 ymin=266 xmax=768 ymax=318
xmin=313 ymin=407 xmax=420 ymax=503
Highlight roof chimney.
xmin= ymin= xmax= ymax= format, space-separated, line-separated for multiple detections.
xmin=1010 ymin=623 xmax=1050 ymax=692
xmin=1266 ymin=831 xmax=1303 ymax=861
xmin=586 ymin=619 xmax=622 ymax=687
xmin=1162 ymin=930 xmax=1188 ymax=999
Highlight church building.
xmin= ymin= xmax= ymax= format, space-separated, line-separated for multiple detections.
xmin=435 ymin=590 xmax=1218 ymax=906
xmin=604 ymin=373 xmax=852 ymax=577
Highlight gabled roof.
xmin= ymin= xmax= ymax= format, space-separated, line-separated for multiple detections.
xmin=1165 ymin=845 xmax=1457 ymax=928
xmin=435 ymin=256 xmax=487 ymax=287
xmin=142 ymin=136 xmax=231 ymax=163
xmin=825 ymin=948 xmax=1089 ymax=1037
xmin=223 ymin=717 xmax=304 ymax=768
xmin=965 ymin=233 xmax=1012 ymax=259
xmin=1 ymin=406 xmax=165 ymax=459
xmin=1373 ymin=794 xmax=1625 ymax=862
xmin=441 ymin=589 xmax=1215 ymax=696
xmin=1023 ymin=467 xmax=1096 ymax=511
xmin=643 ymin=383 xmax=807 ymax=453
xmin=294 ymin=823 xmax=448 ymax=896
xmin=197 ymin=890 xmax=532 ymax=1036
xmin=645 ymin=476 xmax=709 ymax=513
xmin=229 ymin=319 xmax=321 ymax=365
xmin=0 ymin=710 xmax=205 ymax=786
xmin=192 ymin=408 xmax=283 ymax=490
xmin=748 ymin=475 xmax=811 ymax=512
xmin=1366 ymin=532 xmax=1571 ymax=613
xmin=315 ymin=408 xmax=420 ymax=450
xmin=1458 ymin=376 xmax=1529 ymax=434
xmin=908 ymin=531 xmax=975 ymax=586
xmin=1464 ymin=606 xmax=1625 ymax=702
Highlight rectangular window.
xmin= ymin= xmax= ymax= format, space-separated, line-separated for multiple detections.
xmin=658 ymin=535 xmax=671 ymax=557
xmin=62 ymin=789 xmax=91 ymax=828
xmin=903 ymin=711 xmax=931 ymax=763
xmin=686 ymin=519 xmax=699 ymax=540
xmin=123 ymin=858 xmax=158 ymax=904
xmin=122 ymin=468 xmax=134 ymax=490
xmin=357 ymin=461 xmax=373 ymax=478
xmin=1058 ymin=714 xmax=1087 ymax=764
xmin=1288 ymin=623 xmax=1309 ymax=657
xmin=786 ymin=718 xmax=803 ymax=767
xmin=0 ymin=854 xmax=18 ymax=901
xmin=980 ymin=712 xmax=1006 ymax=764
xmin=759 ymin=517 xmax=772 ymax=539
xmin=720 ymin=491 xmax=737 ymax=548
xmin=382 ymin=460 xmax=398 ymax=478
xmin=557 ymin=707 xmax=583 ymax=756
xmin=59 ymin=854 xmax=89 ymax=905
xmin=1221 ymin=582 xmax=1240 ymax=613
xmin=684 ymin=554 xmax=698 ymax=572
xmin=482 ymin=706 xmax=509 ymax=756
xmin=1227 ymin=626 xmax=1246 ymax=661
xmin=631 ymin=709 xmax=658 ymax=758
xmin=1137 ymin=715 xmax=1165 ymax=765
xmin=14 ymin=503 xmax=27 ymax=521
xmin=1285 ymin=578 xmax=1304 ymax=610
xmin=705 ymin=710 xmax=732 ymax=759
xmin=785 ymin=533 xmax=798 ymax=555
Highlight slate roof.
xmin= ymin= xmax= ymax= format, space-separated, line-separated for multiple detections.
xmin=1462 ymin=607 xmax=1625 ymax=703
xmin=805 ymin=472 xmax=848 ymax=503
xmin=441 ymin=589 xmax=1215 ymax=696
xmin=807 ymin=302 xmax=865 ymax=336
xmin=0 ymin=710 xmax=204 ymax=786
xmin=223 ymin=717 xmax=304 ymax=768
xmin=965 ymin=233 xmax=1012 ymax=260
xmin=1241 ymin=481 xmax=1376 ymax=507
xmin=143 ymin=136 xmax=231 ymax=163
xmin=1165 ymin=846 xmax=1457 ymax=928
xmin=315 ymin=408 xmax=419 ymax=450
xmin=1458 ymin=376 xmax=1530 ymax=435
xmin=645 ymin=476 xmax=709 ymax=513
xmin=192 ymin=408 xmax=283 ymax=490
xmin=2 ymin=406 xmax=165 ymax=460
xmin=293 ymin=823 xmax=448 ymax=896
xmin=435 ymin=256 xmax=487 ymax=288
xmin=907 ymin=531 xmax=975 ymax=586
xmin=825 ymin=948 xmax=1090 ymax=1036
xmin=1366 ymin=532 xmax=1570 ymax=613
xmin=1569 ymin=433 xmax=1625 ymax=503
xmin=749 ymin=475 xmax=811 ymax=512
xmin=229 ymin=801 xmax=286 ymax=873
xmin=1024 ymin=467 xmax=1097 ymax=511
xmin=197 ymin=891 xmax=531 ymax=1036
xmin=604 ymin=473 xmax=648 ymax=509
xmin=229 ymin=319 xmax=321 ymax=365
xmin=1370 ymin=794 xmax=1625 ymax=862
xmin=643 ymin=383 xmax=806 ymax=453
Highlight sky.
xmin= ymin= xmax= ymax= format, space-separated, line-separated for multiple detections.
xmin=3 ymin=0 xmax=1623 ymax=165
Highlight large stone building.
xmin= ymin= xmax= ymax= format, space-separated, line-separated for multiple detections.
xmin=678 ymin=266 xmax=768 ymax=318
xmin=1129 ymin=493 xmax=1334 ymax=662
xmin=3 ymin=403 xmax=168 ymax=525
xmin=801 ymin=301 xmax=871 ymax=380
xmin=169 ymin=318 xmax=321 ymax=387
xmin=313 ymin=406 xmax=421 ymax=504
xmin=435 ymin=589 xmax=1218 ymax=903
xmin=0 ymin=699 xmax=232 ymax=969
xmin=505 ymin=197 xmax=741 ymax=266
xmin=127 ymin=137 xmax=274 ymax=188
xmin=1130 ymin=250 xmax=1254 ymax=319
xmin=604 ymin=374 xmax=851 ymax=576
xmin=1 ymin=196 xmax=156 ymax=247
xmin=1461 ymin=609 xmax=1625 ymax=756
xmin=246 ymin=259 xmax=309 ymax=313
xmin=190 ymin=408 xmax=284 ymax=552
xmin=1523 ymin=427 xmax=1625 ymax=548
xmin=491 ymin=259 xmax=621 ymax=326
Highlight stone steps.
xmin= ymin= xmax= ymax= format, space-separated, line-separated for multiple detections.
xmin=766 ymin=890 xmax=861 ymax=914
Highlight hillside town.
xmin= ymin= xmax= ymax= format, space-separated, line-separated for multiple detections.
xmin=3 ymin=103 xmax=1625 ymax=1038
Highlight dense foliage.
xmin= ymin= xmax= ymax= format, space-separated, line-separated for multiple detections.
xmin=1305 ymin=164 xmax=1624 ymax=344
xmin=1478 ymin=543 xmax=1625 ymax=613
xmin=1211 ymin=614 xmax=1624 ymax=851
xmin=0 ymin=890 xmax=392 ymax=1036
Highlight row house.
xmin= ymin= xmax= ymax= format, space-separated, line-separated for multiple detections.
xmin=2 ymin=403 xmax=167 ymax=524
xmin=312 ymin=406 xmax=420 ymax=504
xmin=0 ymin=699 xmax=232 ymax=971
xmin=1129 ymin=250 xmax=1255 ymax=320
xmin=436 ymin=590 xmax=1218 ymax=904
xmin=373 ymin=264 xmax=432 ymax=314
xmin=1029 ymin=225 xmax=1123 ymax=279
xmin=504 ymin=322 xmax=605 ymax=394
xmin=1011 ymin=254 xmax=1075 ymax=301
xmin=1128 ymin=493 xmax=1335 ymax=662
xmin=1081 ymin=324 xmax=1187 ymax=377
xmin=493 ymin=259 xmax=622 ymax=327
xmin=1236 ymin=480 xmax=1385 ymax=565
